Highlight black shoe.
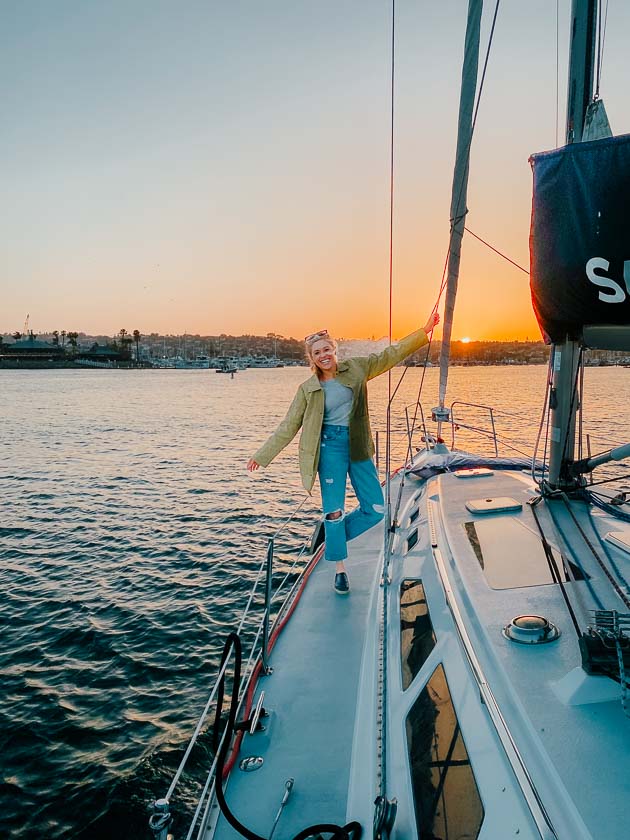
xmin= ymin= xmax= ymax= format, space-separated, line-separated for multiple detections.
xmin=334 ymin=572 xmax=350 ymax=595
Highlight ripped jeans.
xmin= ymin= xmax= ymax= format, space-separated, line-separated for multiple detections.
xmin=318 ymin=424 xmax=385 ymax=561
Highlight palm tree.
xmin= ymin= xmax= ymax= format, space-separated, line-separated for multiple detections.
xmin=132 ymin=330 xmax=141 ymax=364
xmin=61 ymin=330 xmax=66 ymax=347
xmin=118 ymin=329 xmax=133 ymax=361
xmin=52 ymin=330 xmax=59 ymax=346
xmin=67 ymin=331 xmax=79 ymax=354
xmin=12 ymin=331 xmax=22 ymax=341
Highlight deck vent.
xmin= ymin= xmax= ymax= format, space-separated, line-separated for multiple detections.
xmin=503 ymin=614 xmax=560 ymax=645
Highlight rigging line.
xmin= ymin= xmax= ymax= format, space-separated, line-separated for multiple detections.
xmin=409 ymin=340 xmax=434 ymax=444
xmin=464 ymin=226 xmax=529 ymax=274
xmin=411 ymin=0 xmax=502 ymax=331
xmin=400 ymin=0 xmax=502 ymax=436
xmin=434 ymin=0 xmax=503 ymax=419
xmin=583 ymin=505 xmax=630 ymax=602
xmin=542 ymin=500 xmax=605 ymax=613
xmin=470 ymin=0 xmax=502 ymax=136
xmin=381 ymin=0 xmax=396 ymax=808
xmin=578 ymin=352 xmax=584 ymax=461
xmin=387 ymin=330 xmax=432 ymax=411
xmin=556 ymin=0 xmax=560 ymax=146
xmin=392 ymin=0 xmax=503 ymax=449
xmin=595 ymin=0 xmax=602 ymax=96
xmin=587 ymin=471 xmax=630 ymax=488
xmin=601 ymin=0 xmax=610 ymax=91
xmin=541 ymin=352 xmax=554 ymax=480
xmin=532 ymin=352 xmax=554 ymax=485
xmin=560 ymin=493 xmax=630 ymax=610
xmin=556 ymin=343 xmax=583 ymax=471
xmin=529 ymin=499 xmax=583 ymax=637
xmin=595 ymin=0 xmax=610 ymax=98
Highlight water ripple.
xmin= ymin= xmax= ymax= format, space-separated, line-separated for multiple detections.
xmin=1 ymin=366 xmax=629 ymax=837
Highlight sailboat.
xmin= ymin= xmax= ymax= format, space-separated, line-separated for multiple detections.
xmin=149 ymin=1 xmax=630 ymax=838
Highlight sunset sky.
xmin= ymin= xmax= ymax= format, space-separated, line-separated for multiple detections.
xmin=2 ymin=1 xmax=629 ymax=341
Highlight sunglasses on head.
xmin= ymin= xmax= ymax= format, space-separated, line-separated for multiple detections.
xmin=304 ymin=329 xmax=330 ymax=344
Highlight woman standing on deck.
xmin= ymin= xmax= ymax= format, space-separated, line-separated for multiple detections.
xmin=247 ymin=311 xmax=439 ymax=594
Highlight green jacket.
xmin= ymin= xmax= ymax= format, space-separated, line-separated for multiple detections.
xmin=253 ymin=328 xmax=428 ymax=492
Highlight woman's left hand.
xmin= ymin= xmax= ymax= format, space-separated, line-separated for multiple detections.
xmin=423 ymin=310 xmax=440 ymax=334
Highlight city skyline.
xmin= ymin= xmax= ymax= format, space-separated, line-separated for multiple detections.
xmin=3 ymin=2 xmax=630 ymax=340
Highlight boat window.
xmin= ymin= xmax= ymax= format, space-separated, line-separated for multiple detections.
xmin=406 ymin=664 xmax=484 ymax=838
xmin=406 ymin=529 xmax=419 ymax=551
xmin=400 ymin=580 xmax=435 ymax=690
xmin=410 ymin=507 xmax=420 ymax=524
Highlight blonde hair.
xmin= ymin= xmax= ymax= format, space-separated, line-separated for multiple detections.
xmin=305 ymin=336 xmax=338 ymax=378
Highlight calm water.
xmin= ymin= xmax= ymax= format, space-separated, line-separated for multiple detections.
xmin=2 ymin=364 xmax=630 ymax=838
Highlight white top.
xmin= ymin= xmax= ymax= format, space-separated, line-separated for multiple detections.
xmin=322 ymin=379 xmax=353 ymax=426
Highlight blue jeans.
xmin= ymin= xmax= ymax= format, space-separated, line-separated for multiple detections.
xmin=318 ymin=424 xmax=385 ymax=562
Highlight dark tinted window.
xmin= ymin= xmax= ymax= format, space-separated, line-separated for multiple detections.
xmin=406 ymin=664 xmax=484 ymax=838
xmin=400 ymin=580 xmax=435 ymax=690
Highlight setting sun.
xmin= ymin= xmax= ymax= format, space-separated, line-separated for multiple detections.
xmin=461 ymin=337 xmax=472 ymax=343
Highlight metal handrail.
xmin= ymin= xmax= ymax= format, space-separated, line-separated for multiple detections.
xmin=151 ymin=497 xmax=317 ymax=839
xmin=450 ymin=399 xmax=499 ymax=456
xmin=376 ymin=419 xmax=432 ymax=474
xmin=261 ymin=538 xmax=274 ymax=675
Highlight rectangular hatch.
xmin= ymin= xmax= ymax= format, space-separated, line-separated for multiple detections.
xmin=454 ymin=467 xmax=495 ymax=479
xmin=465 ymin=517 xmax=563 ymax=588
xmin=465 ymin=496 xmax=523 ymax=514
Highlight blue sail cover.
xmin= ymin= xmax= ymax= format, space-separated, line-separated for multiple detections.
xmin=529 ymin=134 xmax=630 ymax=344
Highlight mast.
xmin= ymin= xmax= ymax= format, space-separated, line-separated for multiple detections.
xmin=436 ymin=0 xmax=483 ymax=427
xmin=546 ymin=0 xmax=598 ymax=490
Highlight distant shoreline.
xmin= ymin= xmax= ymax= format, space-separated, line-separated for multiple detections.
xmin=2 ymin=360 xmax=628 ymax=371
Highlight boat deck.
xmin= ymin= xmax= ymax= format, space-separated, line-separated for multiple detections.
xmin=432 ymin=465 xmax=630 ymax=839
xmin=208 ymin=526 xmax=383 ymax=839
xmin=205 ymin=460 xmax=630 ymax=840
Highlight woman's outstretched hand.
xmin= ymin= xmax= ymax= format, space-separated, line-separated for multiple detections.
xmin=246 ymin=458 xmax=260 ymax=471
xmin=423 ymin=310 xmax=440 ymax=334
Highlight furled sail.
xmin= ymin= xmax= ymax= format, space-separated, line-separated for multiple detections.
xmin=529 ymin=133 xmax=630 ymax=345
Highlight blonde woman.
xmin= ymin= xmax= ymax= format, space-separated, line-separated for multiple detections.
xmin=247 ymin=311 xmax=439 ymax=594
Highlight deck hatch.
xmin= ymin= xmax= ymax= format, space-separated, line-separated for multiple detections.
xmin=463 ymin=517 xmax=587 ymax=589
xmin=406 ymin=664 xmax=484 ymax=839
xmin=400 ymin=580 xmax=436 ymax=690
xmin=454 ymin=467 xmax=494 ymax=478
xmin=465 ymin=496 xmax=522 ymax=514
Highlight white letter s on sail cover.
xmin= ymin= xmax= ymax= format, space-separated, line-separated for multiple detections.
xmin=586 ymin=257 xmax=626 ymax=303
